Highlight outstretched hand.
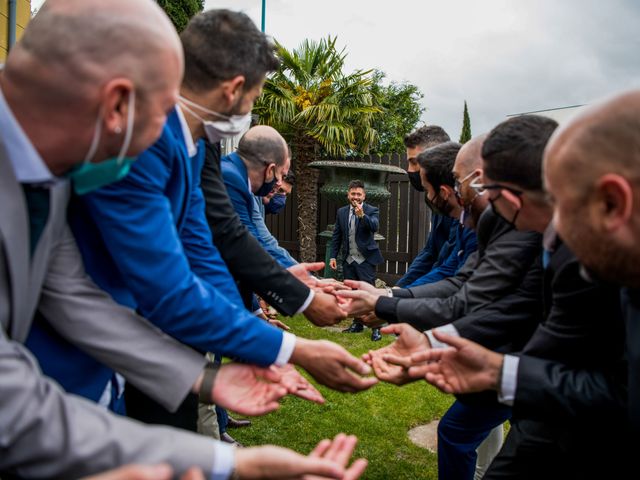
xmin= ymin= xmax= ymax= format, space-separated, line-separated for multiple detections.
xmin=274 ymin=364 xmax=325 ymax=404
xmin=210 ymin=363 xmax=288 ymax=416
xmin=235 ymin=434 xmax=367 ymax=479
xmin=291 ymin=338 xmax=378 ymax=393
xmin=362 ymin=323 xmax=430 ymax=385
xmin=407 ymin=330 xmax=504 ymax=395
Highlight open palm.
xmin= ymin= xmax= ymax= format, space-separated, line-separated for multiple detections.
xmin=212 ymin=363 xmax=288 ymax=416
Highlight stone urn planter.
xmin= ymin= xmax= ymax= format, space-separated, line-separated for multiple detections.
xmin=309 ymin=160 xmax=406 ymax=279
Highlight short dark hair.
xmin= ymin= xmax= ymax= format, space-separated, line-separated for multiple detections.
xmin=482 ymin=115 xmax=558 ymax=192
xmin=283 ymin=171 xmax=296 ymax=185
xmin=418 ymin=141 xmax=461 ymax=192
xmin=180 ymin=9 xmax=280 ymax=93
xmin=404 ymin=125 xmax=451 ymax=149
xmin=348 ymin=179 xmax=365 ymax=191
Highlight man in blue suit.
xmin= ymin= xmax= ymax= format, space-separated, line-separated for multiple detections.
xmin=222 ymin=125 xmax=295 ymax=269
xmin=330 ymin=180 xmax=384 ymax=341
xmin=27 ymin=8 xmax=376 ymax=437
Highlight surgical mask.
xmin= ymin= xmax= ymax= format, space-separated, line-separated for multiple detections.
xmin=265 ymin=193 xmax=287 ymax=214
xmin=255 ymin=166 xmax=278 ymax=197
xmin=179 ymin=96 xmax=251 ymax=143
xmin=408 ymin=171 xmax=425 ymax=192
xmin=68 ymin=90 xmax=136 ymax=195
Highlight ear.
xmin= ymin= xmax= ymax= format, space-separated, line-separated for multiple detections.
xmin=595 ymin=173 xmax=633 ymax=232
xmin=101 ymin=78 xmax=134 ymax=136
xmin=219 ymin=75 xmax=246 ymax=107
xmin=501 ymin=188 xmax=522 ymax=208
xmin=440 ymin=184 xmax=453 ymax=200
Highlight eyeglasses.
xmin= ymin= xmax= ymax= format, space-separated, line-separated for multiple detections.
xmin=454 ymin=170 xmax=479 ymax=195
xmin=469 ymin=178 xmax=523 ymax=197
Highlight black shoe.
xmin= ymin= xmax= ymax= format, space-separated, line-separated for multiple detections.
xmin=371 ymin=328 xmax=382 ymax=341
xmin=220 ymin=431 xmax=244 ymax=447
xmin=227 ymin=416 xmax=252 ymax=429
xmin=342 ymin=322 xmax=364 ymax=333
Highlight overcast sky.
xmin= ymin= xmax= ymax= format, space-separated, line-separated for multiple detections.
xmin=32 ymin=0 xmax=640 ymax=140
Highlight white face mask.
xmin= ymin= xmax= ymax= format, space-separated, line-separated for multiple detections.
xmin=178 ymin=96 xmax=251 ymax=143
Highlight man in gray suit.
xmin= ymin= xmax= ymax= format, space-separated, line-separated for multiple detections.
xmin=0 ymin=0 xmax=367 ymax=478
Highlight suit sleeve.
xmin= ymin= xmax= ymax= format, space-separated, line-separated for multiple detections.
xmin=81 ymin=137 xmax=283 ymax=366
xmin=360 ymin=205 xmax=379 ymax=232
xmin=250 ymin=195 xmax=297 ymax=268
xmin=38 ymin=224 xmax=206 ymax=412
xmin=512 ymin=355 xmax=627 ymax=423
xmin=330 ymin=208 xmax=343 ymax=259
xmin=396 ymin=213 xmax=440 ymax=287
xmin=376 ymin=231 xmax=540 ymax=330
xmin=0 ymin=328 xmax=218 ymax=479
xmin=200 ymin=141 xmax=310 ymax=315
xmin=452 ymin=253 xmax=544 ymax=350
xmin=223 ymin=169 xmax=296 ymax=268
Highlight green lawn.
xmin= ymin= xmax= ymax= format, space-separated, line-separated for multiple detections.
xmin=231 ymin=315 xmax=454 ymax=479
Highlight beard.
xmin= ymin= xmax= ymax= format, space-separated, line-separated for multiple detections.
xmin=561 ymin=215 xmax=640 ymax=289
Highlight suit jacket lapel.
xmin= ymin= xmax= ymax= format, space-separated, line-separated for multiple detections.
xmin=0 ymin=141 xmax=31 ymax=339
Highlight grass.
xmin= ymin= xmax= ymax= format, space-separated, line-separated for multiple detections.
xmin=231 ymin=315 xmax=454 ymax=479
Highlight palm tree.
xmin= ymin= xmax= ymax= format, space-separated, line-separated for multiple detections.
xmin=255 ymin=37 xmax=381 ymax=262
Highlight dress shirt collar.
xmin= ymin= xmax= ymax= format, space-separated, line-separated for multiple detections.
xmin=0 ymin=85 xmax=55 ymax=184
xmin=175 ymin=104 xmax=197 ymax=158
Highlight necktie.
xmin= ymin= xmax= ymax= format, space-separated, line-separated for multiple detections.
xmin=350 ymin=208 xmax=356 ymax=232
xmin=21 ymin=184 xmax=51 ymax=257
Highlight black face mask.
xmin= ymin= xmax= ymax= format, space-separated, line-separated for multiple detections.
xmin=425 ymin=192 xmax=453 ymax=217
xmin=489 ymin=198 xmax=520 ymax=228
xmin=408 ymin=171 xmax=425 ymax=192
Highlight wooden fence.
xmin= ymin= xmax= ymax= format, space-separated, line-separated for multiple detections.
xmin=265 ymin=153 xmax=431 ymax=285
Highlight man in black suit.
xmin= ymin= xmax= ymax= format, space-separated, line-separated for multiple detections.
xmin=330 ymin=180 xmax=384 ymax=341
xmin=382 ymin=115 xmax=628 ymax=478
xmin=543 ymin=89 xmax=640 ymax=458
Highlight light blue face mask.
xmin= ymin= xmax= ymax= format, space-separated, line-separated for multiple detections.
xmin=68 ymin=90 xmax=136 ymax=195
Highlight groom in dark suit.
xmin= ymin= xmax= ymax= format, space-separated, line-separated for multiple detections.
xmin=330 ymin=180 xmax=384 ymax=340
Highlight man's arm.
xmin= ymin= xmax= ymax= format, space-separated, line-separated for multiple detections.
xmin=251 ymin=195 xmax=297 ymax=267
xmin=80 ymin=140 xmax=283 ymax=367
xmin=376 ymin=231 xmax=541 ymax=329
xmin=38 ymin=224 xmax=206 ymax=412
xmin=200 ymin=141 xmax=309 ymax=315
xmin=330 ymin=208 xmax=343 ymax=260
xmin=359 ymin=205 xmax=379 ymax=232
xmin=0 ymin=329 xmax=218 ymax=479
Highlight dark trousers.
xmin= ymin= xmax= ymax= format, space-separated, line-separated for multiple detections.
xmin=343 ymin=260 xmax=376 ymax=327
xmin=125 ymin=384 xmax=198 ymax=432
xmin=342 ymin=260 xmax=376 ymax=285
xmin=438 ymin=400 xmax=511 ymax=480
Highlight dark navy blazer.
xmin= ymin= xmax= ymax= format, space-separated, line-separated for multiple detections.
xmin=330 ymin=202 xmax=383 ymax=265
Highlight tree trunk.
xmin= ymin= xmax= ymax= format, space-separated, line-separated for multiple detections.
xmin=292 ymin=137 xmax=319 ymax=263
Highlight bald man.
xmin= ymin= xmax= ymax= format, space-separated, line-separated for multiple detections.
xmin=544 ymin=89 xmax=640 ymax=441
xmin=222 ymin=126 xmax=294 ymax=268
xmin=0 ymin=1 xmax=366 ymax=478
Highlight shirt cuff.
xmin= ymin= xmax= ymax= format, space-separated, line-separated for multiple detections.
xmin=274 ymin=331 xmax=296 ymax=366
xmin=295 ymin=289 xmax=315 ymax=315
xmin=424 ymin=324 xmax=460 ymax=349
xmin=497 ymin=354 xmax=519 ymax=406
xmin=252 ymin=309 xmax=263 ymax=316
xmin=211 ymin=441 xmax=235 ymax=480
xmin=392 ymin=288 xmax=413 ymax=299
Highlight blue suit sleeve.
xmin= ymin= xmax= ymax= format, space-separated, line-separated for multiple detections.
xmin=359 ymin=206 xmax=379 ymax=232
xmin=81 ymin=135 xmax=283 ymax=366
xmin=250 ymin=196 xmax=297 ymax=268
xmin=396 ymin=235 xmax=437 ymax=287
xmin=223 ymin=171 xmax=296 ymax=269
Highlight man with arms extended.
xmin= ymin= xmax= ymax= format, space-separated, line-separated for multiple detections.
xmin=0 ymin=1 xmax=367 ymax=478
